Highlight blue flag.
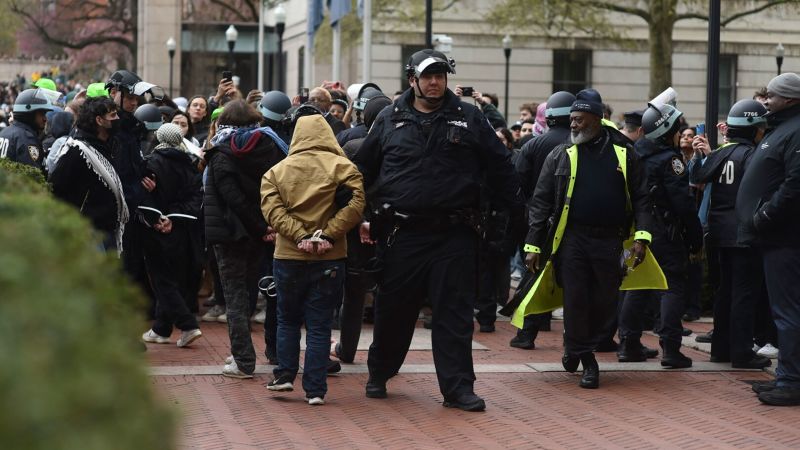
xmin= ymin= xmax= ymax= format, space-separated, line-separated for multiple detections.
xmin=328 ymin=0 xmax=351 ymax=26
xmin=308 ymin=0 xmax=324 ymax=36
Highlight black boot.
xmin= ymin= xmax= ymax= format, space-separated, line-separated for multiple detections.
xmin=579 ymin=353 xmax=599 ymax=389
xmin=618 ymin=337 xmax=647 ymax=363
xmin=562 ymin=352 xmax=580 ymax=373
xmin=661 ymin=340 xmax=692 ymax=369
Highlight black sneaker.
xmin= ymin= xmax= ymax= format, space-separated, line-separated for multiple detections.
xmin=365 ymin=377 xmax=387 ymax=399
xmin=443 ymin=392 xmax=486 ymax=412
xmin=758 ymin=387 xmax=800 ymax=406
xmin=732 ymin=356 xmax=772 ymax=369
xmin=682 ymin=313 xmax=700 ymax=322
xmin=267 ymin=374 xmax=294 ymax=392
xmin=479 ymin=323 xmax=495 ymax=333
xmin=695 ymin=330 xmax=713 ymax=343
xmin=752 ymin=380 xmax=777 ymax=394
xmin=509 ymin=334 xmax=535 ymax=350
xmin=327 ymin=359 xmax=341 ymax=374
xmin=681 ymin=327 xmax=693 ymax=337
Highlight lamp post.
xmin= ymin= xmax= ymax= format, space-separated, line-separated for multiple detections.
xmin=503 ymin=34 xmax=512 ymax=121
xmin=274 ymin=4 xmax=286 ymax=91
xmin=225 ymin=25 xmax=238 ymax=73
xmin=166 ymin=37 xmax=176 ymax=98
xmin=776 ymin=43 xmax=785 ymax=76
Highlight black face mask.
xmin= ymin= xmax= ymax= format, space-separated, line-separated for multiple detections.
xmin=108 ymin=119 xmax=123 ymax=136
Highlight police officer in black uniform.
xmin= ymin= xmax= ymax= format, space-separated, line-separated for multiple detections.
xmin=507 ymin=91 xmax=575 ymax=349
xmin=621 ymin=102 xmax=703 ymax=369
xmin=690 ymin=99 xmax=771 ymax=369
xmin=0 ymin=88 xmax=54 ymax=171
xmin=353 ymin=49 xmax=523 ymax=411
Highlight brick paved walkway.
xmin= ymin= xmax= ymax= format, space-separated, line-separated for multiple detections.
xmin=148 ymin=318 xmax=800 ymax=449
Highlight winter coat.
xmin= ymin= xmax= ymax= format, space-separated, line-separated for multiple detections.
xmin=260 ymin=114 xmax=365 ymax=261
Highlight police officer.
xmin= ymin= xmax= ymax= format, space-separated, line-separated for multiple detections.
xmin=0 ymin=88 xmax=54 ymax=171
xmin=523 ymin=89 xmax=654 ymax=389
xmin=621 ymin=102 xmax=703 ymax=369
xmin=353 ymin=49 xmax=523 ymax=411
xmin=690 ymin=99 xmax=770 ymax=369
xmin=336 ymin=83 xmax=383 ymax=146
xmin=508 ymin=91 xmax=575 ymax=349
xmin=738 ymin=73 xmax=800 ymax=406
xmin=620 ymin=110 xmax=645 ymax=144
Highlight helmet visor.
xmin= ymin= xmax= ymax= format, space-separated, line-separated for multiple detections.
xmin=415 ymin=57 xmax=454 ymax=77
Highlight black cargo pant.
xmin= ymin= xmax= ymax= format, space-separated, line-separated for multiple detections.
xmin=143 ymin=229 xmax=199 ymax=337
xmin=214 ymin=239 xmax=264 ymax=375
xmin=475 ymin=249 xmax=511 ymax=327
xmin=554 ymin=229 xmax=623 ymax=357
xmin=368 ymin=226 xmax=478 ymax=400
xmin=711 ymin=247 xmax=763 ymax=362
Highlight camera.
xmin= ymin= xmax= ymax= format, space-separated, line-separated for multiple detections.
xmin=461 ymin=86 xmax=474 ymax=97
xmin=299 ymin=87 xmax=309 ymax=104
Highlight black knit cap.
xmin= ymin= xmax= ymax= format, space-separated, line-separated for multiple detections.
xmin=570 ymin=88 xmax=604 ymax=117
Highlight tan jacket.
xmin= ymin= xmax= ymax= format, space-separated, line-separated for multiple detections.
xmin=260 ymin=115 xmax=365 ymax=260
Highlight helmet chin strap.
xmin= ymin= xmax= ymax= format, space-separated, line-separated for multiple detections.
xmin=412 ymin=76 xmax=446 ymax=106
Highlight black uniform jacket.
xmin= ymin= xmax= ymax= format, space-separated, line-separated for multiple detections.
xmin=515 ymin=124 xmax=571 ymax=202
xmin=690 ymin=137 xmax=755 ymax=248
xmin=737 ymin=104 xmax=800 ymax=247
xmin=204 ymin=130 xmax=285 ymax=244
xmin=353 ymin=88 xmax=522 ymax=214
xmin=0 ymin=120 xmax=44 ymax=170
xmin=526 ymin=126 xmax=654 ymax=261
xmin=636 ymin=138 xmax=703 ymax=253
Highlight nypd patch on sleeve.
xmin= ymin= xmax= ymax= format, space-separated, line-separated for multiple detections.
xmin=670 ymin=156 xmax=685 ymax=175
xmin=28 ymin=145 xmax=40 ymax=162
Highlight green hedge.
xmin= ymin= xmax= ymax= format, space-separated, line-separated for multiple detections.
xmin=0 ymin=165 xmax=176 ymax=450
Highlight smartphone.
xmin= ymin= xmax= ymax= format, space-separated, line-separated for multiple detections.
xmin=461 ymin=86 xmax=474 ymax=97
xmin=696 ymin=122 xmax=705 ymax=135
xmin=299 ymin=87 xmax=309 ymax=104
xmin=222 ymin=70 xmax=232 ymax=82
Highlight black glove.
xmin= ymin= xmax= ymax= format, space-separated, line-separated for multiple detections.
xmin=752 ymin=206 xmax=772 ymax=232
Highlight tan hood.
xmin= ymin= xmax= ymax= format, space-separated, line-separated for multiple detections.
xmin=289 ymin=115 xmax=344 ymax=157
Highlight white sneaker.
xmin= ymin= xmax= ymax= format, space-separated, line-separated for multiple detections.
xmin=252 ymin=309 xmax=266 ymax=324
xmin=222 ymin=361 xmax=254 ymax=379
xmin=201 ymin=304 xmax=225 ymax=322
xmin=216 ymin=313 xmax=228 ymax=323
xmin=142 ymin=329 xmax=170 ymax=344
xmin=177 ymin=329 xmax=203 ymax=347
xmin=308 ymin=397 xmax=325 ymax=405
xmin=225 ymin=355 xmax=234 ymax=365
xmin=757 ymin=343 xmax=779 ymax=359
xmin=552 ymin=308 xmax=564 ymax=319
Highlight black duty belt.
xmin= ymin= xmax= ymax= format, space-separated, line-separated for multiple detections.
xmin=567 ymin=223 xmax=626 ymax=239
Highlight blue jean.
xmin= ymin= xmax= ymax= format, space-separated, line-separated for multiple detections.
xmin=273 ymin=258 xmax=345 ymax=398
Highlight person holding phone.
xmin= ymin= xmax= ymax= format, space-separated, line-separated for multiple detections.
xmin=690 ymin=99 xmax=771 ymax=370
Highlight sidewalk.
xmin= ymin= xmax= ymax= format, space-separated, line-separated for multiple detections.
xmin=148 ymin=318 xmax=798 ymax=449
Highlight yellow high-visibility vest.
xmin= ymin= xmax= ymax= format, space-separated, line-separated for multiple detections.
xmin=512 ymin=144 xmax=668 ymax=328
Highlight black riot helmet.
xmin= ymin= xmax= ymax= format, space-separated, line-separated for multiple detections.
xmin=12 ymin=88 xmax=55 ymax=129
xmin=726 ymin=99 xmax=767 ymax=129
xmin=284 ymin=103 xmax=324 ymax=138
xmin=105 ymin=70 xmax=142 ymax=94
xmin=134 ymin=103 xmax=163 ymax=131
xmin=405 ymin=49 xmax=456 ymax=79
xmin=353 ymin=83 xmax=383 ymax=111
xmin=545 ymin=91 xmax=576 ymax=126
xmin=258 ymin=91 xmax=292 ymax=123
xmin=642 ymin=102 xmax=683 ymax=142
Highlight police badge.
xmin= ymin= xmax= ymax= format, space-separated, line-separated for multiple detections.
xmin=28 ymin=145 xmax=40 ymax=162
xmin=671 ymin=156 xmax=685 ymax=175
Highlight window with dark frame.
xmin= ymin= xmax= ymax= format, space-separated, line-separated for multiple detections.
xmin=552 ymin=49 xmax=592 ymax=94
xmin=719 ymin=54 xmax=737 ymax=117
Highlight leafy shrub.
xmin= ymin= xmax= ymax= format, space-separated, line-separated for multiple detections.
xmin=0 ymin=168 xmax=176 ymax=450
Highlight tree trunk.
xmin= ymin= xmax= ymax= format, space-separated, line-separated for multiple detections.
xmin=648 ymin=0 xmax=678 ymax=100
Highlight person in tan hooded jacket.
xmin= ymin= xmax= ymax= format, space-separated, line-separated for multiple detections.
xmin=260 ymin=113 xmax=364 ymax=405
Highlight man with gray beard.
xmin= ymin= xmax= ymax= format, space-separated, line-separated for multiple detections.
xmin=523 ymin=89 xmax=654 ymax=389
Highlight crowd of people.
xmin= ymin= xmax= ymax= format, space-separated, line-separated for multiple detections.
xmin=1 ymin=49 xmax=798 ymax=410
